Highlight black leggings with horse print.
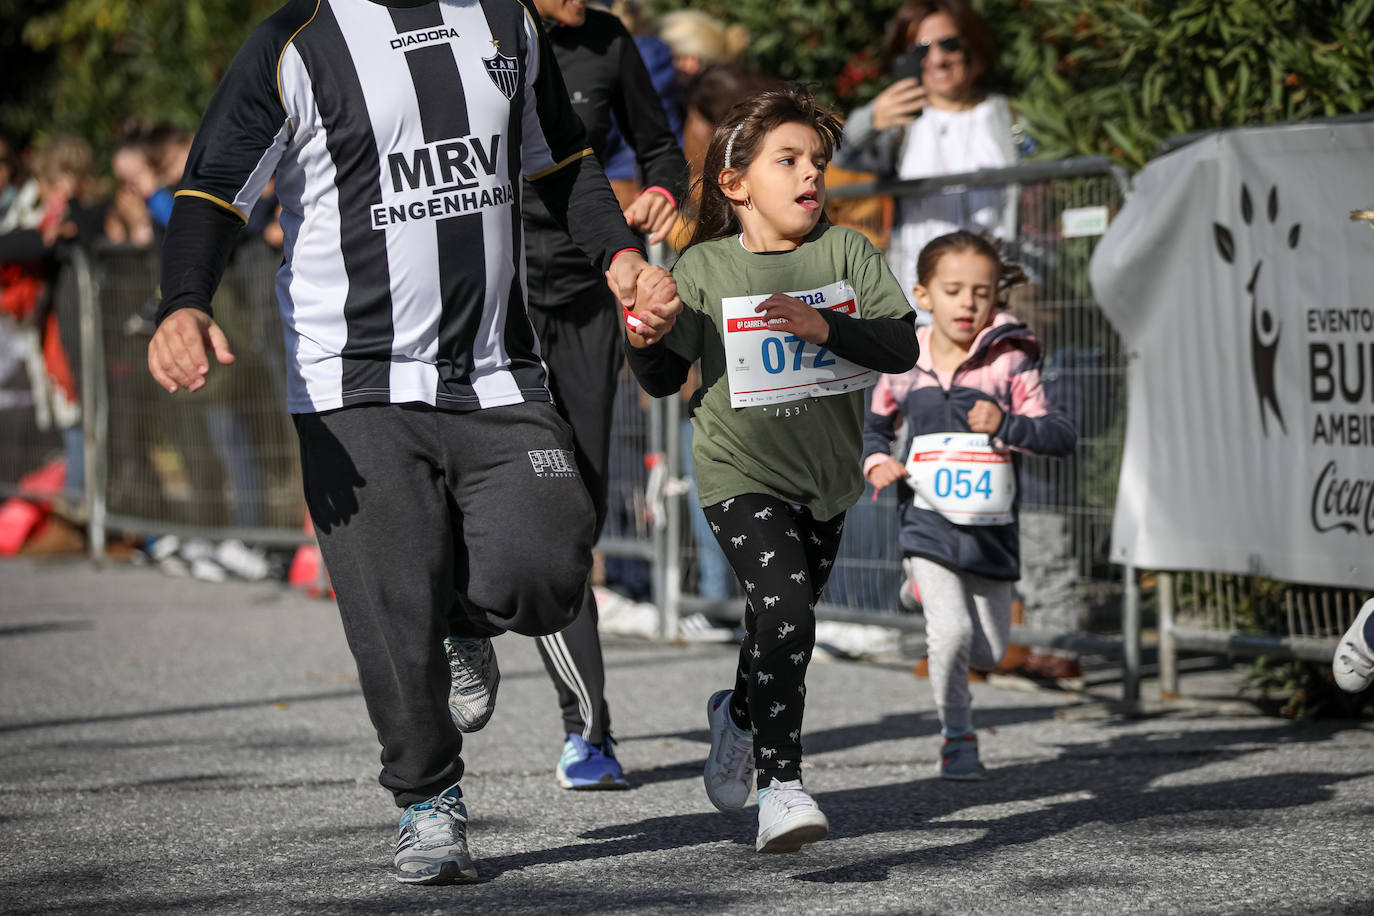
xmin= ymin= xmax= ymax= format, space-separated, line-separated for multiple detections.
xmin=702 ymin=493 xmax=845 ymax=788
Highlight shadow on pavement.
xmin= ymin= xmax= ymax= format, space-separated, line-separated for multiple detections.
xmin=485 ymin=723 xmax=1371 ymax=885
xmin=0 ymin=689 xmax=364 ymax=734
xmin=625 ymin=702 xmax=1062 ymax=788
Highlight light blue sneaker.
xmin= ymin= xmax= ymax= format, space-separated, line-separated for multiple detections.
xmin=557 ymin=733 xmax=630 ymax=790
xmin=394 ymin=784 xmax=479 ymax=885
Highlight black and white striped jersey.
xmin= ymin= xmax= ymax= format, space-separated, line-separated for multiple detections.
xmin=160 ymin=0 xmax=641 ymax=413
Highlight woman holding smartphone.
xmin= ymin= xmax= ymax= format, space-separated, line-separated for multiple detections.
xmin=835 ymin=0 xmax=1017 ymax=320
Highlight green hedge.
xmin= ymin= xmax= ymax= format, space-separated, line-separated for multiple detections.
xmin=7 ymin=1 xmax=1373 ymax=168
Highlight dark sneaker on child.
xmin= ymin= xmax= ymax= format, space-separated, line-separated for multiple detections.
xmin=445 ymin=636 xmax=499 ymax=733
xmin=1333 ymin=598 xmax=1374 ymax=693
xmin=938 ymin=733 xmax=987 ymax=781
xmin=557 ymin=733 xmax=630 ymax=789
xmin=704 ymin=688 xmax=754 ymax=811
xmin=394 ymin=784 xmax=479 ymax=885
xmin=755 ymin=778 xmax=829 ymax=853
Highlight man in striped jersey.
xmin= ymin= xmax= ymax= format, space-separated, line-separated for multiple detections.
xmin=147 ymin=0 xmax=677 ymax=885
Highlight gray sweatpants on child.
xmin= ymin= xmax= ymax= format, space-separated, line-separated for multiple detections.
xmin=907 ymin=556 xmax=1012 ymax=733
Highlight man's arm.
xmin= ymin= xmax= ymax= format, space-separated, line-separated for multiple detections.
xmin=150 ymin=7 xmax=300 ymax=391
xmin=515 ymin=3 xmax=649 ymax=306
xmin=609 ymin=23 xmax=687 ymax=243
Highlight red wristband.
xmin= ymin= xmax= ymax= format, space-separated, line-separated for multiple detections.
xmin=622 ymin=304 xmax=645 ymax=331
xmin=610 ymin=247 xmax=643 ymax=267
xmin=640 ymin=186 xmax=677 ymax=208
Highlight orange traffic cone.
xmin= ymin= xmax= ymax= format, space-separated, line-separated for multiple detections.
xmin=0 ymin=459 xmax=66 ymax=556
xmin=288 ymin=516 xmax=333 ymax=598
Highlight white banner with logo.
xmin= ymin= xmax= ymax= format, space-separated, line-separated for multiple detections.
xmin=1091 ymin=120 xmax=1374 ymax=588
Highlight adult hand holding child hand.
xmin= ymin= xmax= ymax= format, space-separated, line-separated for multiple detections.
xmin=621 ymin=265 xmax=681 ymax=347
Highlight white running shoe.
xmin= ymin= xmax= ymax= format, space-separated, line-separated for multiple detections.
xmin=1333 ymin=598 xmax=1374 ymax=693
xmin=755 ymin=778 xmax=828 ymax=853
xmin=214 ymin=539 xmax=271 ymax=581
xmin=703 ymin=689 xmax=753 ymax=811
xmin=394 ymin=783 xmax=478 ymax=885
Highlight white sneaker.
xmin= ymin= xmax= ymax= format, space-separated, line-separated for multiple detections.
xmin=755 ymin=778 xmax=828 ymax=853
xmin=703 ymin=689 xmax=753 ymax=811
xmin=678 ymin=613 xmax=737 ymax=643
xmin=215 ymin=539 xmax=271 ymax=581
xmin=1333 ymin=598 xmax=1374 ymax=693
xmin=189 ymin=556 xmax=228 ymax=583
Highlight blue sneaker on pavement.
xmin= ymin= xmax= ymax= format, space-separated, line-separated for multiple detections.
xmin=557 ymin=733 xmax=630 ymax=790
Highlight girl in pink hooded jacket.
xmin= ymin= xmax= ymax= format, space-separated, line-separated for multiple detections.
xmin=862 ymin=231 xmax=1075 ymax=780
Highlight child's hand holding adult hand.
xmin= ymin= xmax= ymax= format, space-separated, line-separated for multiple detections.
xmin=624 ymin=265 xmax=681 ymax=348
xmin=865 ymin=457 xmax=907 ymax=493
xmin=755 ymin=294 xmax=828 ymax=345
xmin=967 ymin=400 xmax=1003 ymax=434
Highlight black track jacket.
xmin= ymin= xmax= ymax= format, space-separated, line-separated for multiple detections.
xmin=523 ymin=8 xmax=687 ymax=307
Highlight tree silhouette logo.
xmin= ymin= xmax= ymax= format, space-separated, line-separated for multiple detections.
xmin=1214 ymin=184 xmax=1300 ymax=437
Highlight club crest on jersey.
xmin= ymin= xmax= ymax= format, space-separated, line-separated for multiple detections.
xmin=484 ymin=51 xmax=520 ymax=100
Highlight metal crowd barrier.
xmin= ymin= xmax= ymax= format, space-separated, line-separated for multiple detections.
xmin=5 ymin=155 xmax=1363 ymax=704
xmin=715 ymin=155 xmax=1142 ymax=688
xmin=1156 ymin=572 xmax=1372 ymax=695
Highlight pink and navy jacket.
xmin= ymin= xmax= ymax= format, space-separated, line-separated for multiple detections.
xmin=861 ymin=312 xmax=1076 ymax=580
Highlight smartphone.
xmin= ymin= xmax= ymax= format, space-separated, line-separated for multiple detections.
xmin=890 ymin=46 xmax=927 ymax=85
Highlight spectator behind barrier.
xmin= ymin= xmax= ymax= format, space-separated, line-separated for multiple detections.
xmin=834 ymin=0 xmax=1018 ymax=320
xmin=657 ymin=10 xmax=749 ymax=86
xmin=0 ymin=135 xmax=20 ymax=224
xmin=0 ymin=136 xmax=106 ymax=505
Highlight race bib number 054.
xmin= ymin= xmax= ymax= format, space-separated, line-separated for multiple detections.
xmin=721 ymin=280 xmax=877 ymax=408
xmin=905 ymin=432 xmax=1015 ymax=526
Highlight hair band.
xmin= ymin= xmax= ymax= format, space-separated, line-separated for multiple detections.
xmin=723 ymin=123 xmax=746 ymax=170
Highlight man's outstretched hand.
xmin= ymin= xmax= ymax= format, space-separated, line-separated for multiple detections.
xmin=148 ymin=307 xmax=235 ymax=393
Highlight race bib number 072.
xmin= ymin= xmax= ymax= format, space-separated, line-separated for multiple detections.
xmin=721 ymin=280 xmax=877 ymax=408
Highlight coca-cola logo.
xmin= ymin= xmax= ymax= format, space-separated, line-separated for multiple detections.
xmin=1311 ymin=460 xmax=1374 ymax=535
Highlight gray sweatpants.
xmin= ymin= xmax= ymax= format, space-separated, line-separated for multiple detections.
xmin=907 ymin=556 xmax=1012 ymax=734
xmin=294 ymin=401 xmax=596 ymax=807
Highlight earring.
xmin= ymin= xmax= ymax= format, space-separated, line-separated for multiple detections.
xmin=745 ymin=196 xmax=753 ymax=210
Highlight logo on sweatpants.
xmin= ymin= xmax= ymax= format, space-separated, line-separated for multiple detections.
xmin=527 ymin=448 xmax=578 ymax=478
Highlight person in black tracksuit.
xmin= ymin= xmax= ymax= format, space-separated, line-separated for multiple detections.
xmin=524 ymin=0 xmax=688 ymax=788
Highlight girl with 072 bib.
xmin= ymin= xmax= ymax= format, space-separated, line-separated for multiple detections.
xmin=625 ymin=84 xmax=917 ymax=853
